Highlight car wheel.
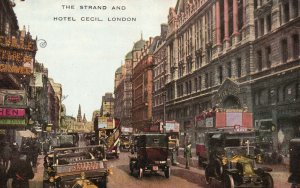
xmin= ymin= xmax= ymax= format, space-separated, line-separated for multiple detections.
xmin=129 ymin=161 xmax=134 ymax=175
xmin=214 ymin=159 xmax=223 ymax=178
xmin=262 ymin=173 xmax=274 ymax=188
xmin=198 ymin=156 xmax=203 ymax=167
xmin=98 ymin=180 xmax=107 ymax=188
xmin=138 ymin=168 xmax=143 ymax=179
xmin=205 ymin=167 xmax=212 ymax=185
xmin=223 ymin=174 xmax=234 ymax=188
xmin=164 ymin=166 xmax=170 ymax=178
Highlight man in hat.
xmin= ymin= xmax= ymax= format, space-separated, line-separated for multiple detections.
xmin=7 ymin=154 xmax=34 ymax=188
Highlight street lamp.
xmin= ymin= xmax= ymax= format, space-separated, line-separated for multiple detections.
xmin=163 ymin=91 xmax=166 ymax=134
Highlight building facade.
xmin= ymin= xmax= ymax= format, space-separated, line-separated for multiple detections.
xmin=132 ymin=37 xmax=159 ymax=131
xmin=153 ymin=24 xmax=169 ymax=122
xmin=100 ymin=92 xmax=114 ymax=117
xmin=163 ymin=0 xmax=299 ymax=150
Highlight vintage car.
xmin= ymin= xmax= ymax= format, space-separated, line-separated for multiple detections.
xmin=204 ymin=130 xmax=274 ymax=188
xmin=288 ymin=138 xmax=300 ymax=188
xmin=129 ymin=133 xmax=170 ymax=178
xmin=119 ymin=134 xmax=131 ymax=151
xmin=43 ymin=145 xmax=108 ymax=188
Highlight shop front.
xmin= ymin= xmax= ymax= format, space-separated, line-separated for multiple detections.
xmin=0 ymin=89 xmax=29 ymax=142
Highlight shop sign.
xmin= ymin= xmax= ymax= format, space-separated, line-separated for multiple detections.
xmin=0 ymin=64 xmax=32 ymax=75
xmin=205 ymin=117 xmax=214 ymax=127
xmin=4 ymin=94 xmax=26 ymax=106
xmin=0 ymin=119 xmax=26 ymax=125
xmin=0 ymin=108 xmax=25 ymax=117
xmin=98 ymin=116 xmax=108 ymax=129
xmin=165 ymin=121 xmax=180 ymax=132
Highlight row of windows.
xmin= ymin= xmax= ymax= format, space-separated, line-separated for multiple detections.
xmin=256 ymin=34 xmax=299 ymax=71
xmin=254 ymin=82 xmax=300 ymax=106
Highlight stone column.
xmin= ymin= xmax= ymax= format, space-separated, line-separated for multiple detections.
xmin=243 ymin=0 xmax=246 ymax=27
xmin=216 ymin=0 xmax=221 ymax=46
xmin=233 ymin=0 xmax=239 ymax=44
xmin=224 ymin=0 xmax=230 ymax=47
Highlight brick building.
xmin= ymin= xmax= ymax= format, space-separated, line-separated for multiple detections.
xmin=153 ymin=24 xmax=169 ymax=122
xmin=132 ymin=37 xmax=159 ymax=132
xmin=161 ymin=0 xmax=299 ymax=150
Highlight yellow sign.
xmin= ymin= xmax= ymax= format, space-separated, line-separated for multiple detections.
xmin=0 ymin=64 xmax=32 ymax=75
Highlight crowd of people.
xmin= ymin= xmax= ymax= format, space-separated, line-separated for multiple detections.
xmin=0 ymin=138 xmax=46 ymax=188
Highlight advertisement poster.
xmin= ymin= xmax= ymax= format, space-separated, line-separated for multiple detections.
xmin=1 ymin=0 xmax=299 ymax=187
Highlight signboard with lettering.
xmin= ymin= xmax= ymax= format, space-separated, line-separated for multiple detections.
xmin=0 ymin=89 xmax=27 ymax=107
xmin=0 ymin=36 xmax=36 ymax=75
xmin=98 ymin=116 xmax=108 ymax=129
xmin=0 ymin=119 xmax=26 ymax=125
xmin=165 ymin=121 xmax=180 ymax=132
xmin=0 ymin=108 xmax=25 ymax=117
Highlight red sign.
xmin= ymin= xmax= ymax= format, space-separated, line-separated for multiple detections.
xmin=5 ymin=95 xmax=22 ymax=103
xmin=0 ymin=108 xmax=25 ymax=117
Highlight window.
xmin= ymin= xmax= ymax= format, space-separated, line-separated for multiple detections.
xmin=293 ymin=34 xmax=299 ymax=59
xmin=281 ymin=39 xmax=288 ymax=63
xmin=294 ymin=0 xmax=299 ymax=17
xmin=194 ymin=78 xmax=198 ymax=92
xmin=255 ymin=20 xmax=258 ymax=38
xmin=283 ymin=3 xmax=290 ymax=23
xmin=218 ymin=66 xmax=223 ymax=84
xmin=265 ymin=46 xmax=271 ymax=68
xmin=237 ymin=58 xmax=242 ymax=78
xmin=260 ymin=18 xmax=264 ymax=36
xmin=205 ymin=73 xmax=209 ymax=88
xmin=257 ymin=50 xmax=262 ymax=71
xmin=227 ymin=62 xmax=232 ymax=78
xmin=266 ymin=14 xmax=272 ymax=32
xmin=198 ymin=76 xmax=202 ymax=91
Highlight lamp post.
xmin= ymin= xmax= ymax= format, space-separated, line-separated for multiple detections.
xmin=163 ymin=91 xmax=166 ymax=134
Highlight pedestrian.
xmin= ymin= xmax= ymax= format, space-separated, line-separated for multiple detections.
xmin=2 ymin=142 xmax=12 ymax=169
xmin=0 ymin=156 xmax=9 ymax=188
xmin=7 ymin=154 xmax=34 ymax=188
xmin=184 ymin=141 xmax=192 ymax=169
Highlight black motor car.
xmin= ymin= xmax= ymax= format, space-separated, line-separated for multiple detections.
xmin=129 ymin=133 xmax=170 ymax=178
xmin=288 ymin=138 xmax=300 ymax=188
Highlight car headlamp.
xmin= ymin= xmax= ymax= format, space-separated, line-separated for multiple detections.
xmin=49 ymin=177 xmax=55 ymax=183
xmin=222 ymin=157 xmax=228 ymax=165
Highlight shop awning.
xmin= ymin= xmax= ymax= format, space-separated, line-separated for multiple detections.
xmin=16 ymin=130 xmax=36 ymax=138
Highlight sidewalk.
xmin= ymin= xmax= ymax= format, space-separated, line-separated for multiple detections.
xmin=176 ymin=147 xmax=199 ymax=168
xmin=29 ymin=155 xmax=44 ymax=188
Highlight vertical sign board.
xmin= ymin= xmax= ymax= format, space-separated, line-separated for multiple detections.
xmin=216 ymin=112 xmax=226 ymax=128
xmin=242 ymin=112 xmax=253 ymax=128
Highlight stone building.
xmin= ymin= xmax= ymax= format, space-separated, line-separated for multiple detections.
xmin=163 ymin=0 xmax=299 ymax=150
xmin=114 ymin=66 xmax=124 ymax=120
xmin=153 ymin=24 xmax=169 ymax=122
xmin=132 ymin=37 xmax=159 ymax=132
xmin=100 ymin=93 xmax=114 ymax=117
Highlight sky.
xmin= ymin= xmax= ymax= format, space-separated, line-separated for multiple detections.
xmin=13 ymin=0 xmax=177 ymax=121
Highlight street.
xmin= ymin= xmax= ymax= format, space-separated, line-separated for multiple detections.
xmin=24 ymin=150 xmax=291 ymax=188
